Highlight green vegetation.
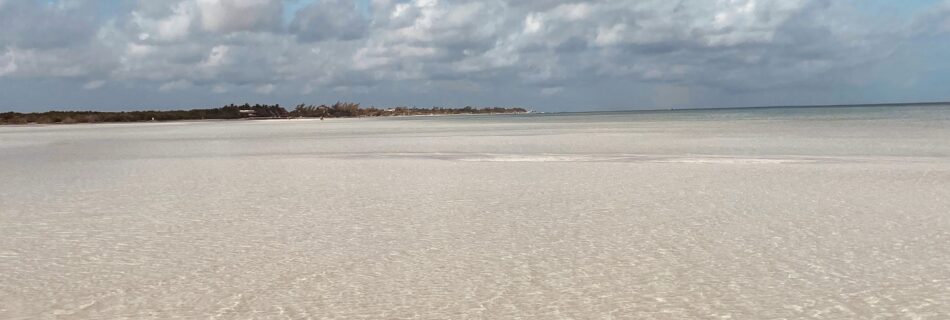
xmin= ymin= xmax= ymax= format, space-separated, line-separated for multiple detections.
xmin=0 ymin=103 xmax=528 ymax=125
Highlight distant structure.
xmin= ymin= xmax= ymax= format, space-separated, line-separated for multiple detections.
xmin=238 ymin=108 xmax=289 ymax=119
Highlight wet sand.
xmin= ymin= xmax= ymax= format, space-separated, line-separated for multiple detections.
xmin=1 ymin=107 xmax=949 ymax=319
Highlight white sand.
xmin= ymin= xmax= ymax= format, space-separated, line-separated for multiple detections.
xmin=1 ymin=107 xmax=949 ymax=319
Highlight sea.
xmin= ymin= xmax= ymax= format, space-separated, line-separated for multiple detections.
xmin=1 ymin=104 xmax=949 ymax=318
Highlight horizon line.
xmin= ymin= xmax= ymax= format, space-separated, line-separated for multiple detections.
xmin=3 ymin=100 xmax=949 ymax=115
xmin=554 ymin=101 xmax=950 ymax=114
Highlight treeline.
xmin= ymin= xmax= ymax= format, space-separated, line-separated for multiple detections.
xmin=290 ymin=102 xmax=527 ymax=118
xmin=0 ymin=107 xmax=242 ymax=125
xmin=0 ymin=103 xmax=528 ymax=125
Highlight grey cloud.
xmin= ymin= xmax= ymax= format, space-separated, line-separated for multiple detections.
xmin=497 ymin=0 xmax=893 ymax=90
xmin=912 ymin=1 xmax=950 ymax=35
xmin=290 ymin=0 xmax=369 ymax=41
xmin=0 ymin=1 xmax=117 ymax=81
xmin=196 ymin=0 xmax=283 ymax=33
xmin=0 ymin=1 xmax=98 ymax=49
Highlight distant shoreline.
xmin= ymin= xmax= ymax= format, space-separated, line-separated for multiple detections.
xmin=0 ymin=103 xmax=529 ymax=125
xmin=3 ymin=101 xmax=947 ymax=126
xmin=0 ymin=113 xmax=534 ymax=128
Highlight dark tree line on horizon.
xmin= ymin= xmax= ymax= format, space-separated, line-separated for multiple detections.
xmin=290 ymin=102 xmax=527 ymax=118
xmin=0 ymin=102 xmax=529 ymax=125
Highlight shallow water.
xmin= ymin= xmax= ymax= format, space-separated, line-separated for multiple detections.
xmin=2 ymin=106 xmax=949 ymax=319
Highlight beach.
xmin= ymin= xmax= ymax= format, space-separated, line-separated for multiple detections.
xmin=1 ymin=105 xmax=949 ymax=319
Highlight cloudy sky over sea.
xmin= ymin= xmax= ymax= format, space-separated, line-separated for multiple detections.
xmin=1 ymin=0 xmax=949 ymax=111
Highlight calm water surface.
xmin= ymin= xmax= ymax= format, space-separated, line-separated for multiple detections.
xmin=1 ymin=105 xmax=949 ymax=319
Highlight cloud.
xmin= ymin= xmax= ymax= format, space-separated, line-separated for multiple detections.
xmin=159 ymin=79 xmax=193 ymax=91
xmin=290 ymin=0 xmax=369 ymax=41
xmin=83 ymin=80 xmax=106 ymax=90
xmin=0 ymin=46 xmax=118 ymax=79
xmin=540 ymin=86 xmax=563 ymax=96
xmin=912 ymin=0 xmax=950 ymax=35
xmin=0 ymin=50 xmax=17 ymax=76
xmin=196 ymin=0 xmax=283 ymax=33
xmin=1 ymin=0 xmax=948 ymax=110
xmin=255 ymin=83 xmax=276 ymax=94
xmin=132 ymin=1 xmax=196 ymax=42
xmin=0 ymin=0 xmax=99 ymax=49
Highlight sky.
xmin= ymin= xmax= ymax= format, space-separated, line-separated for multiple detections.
xmin=1 ymin=0 xmax=949 ymax=112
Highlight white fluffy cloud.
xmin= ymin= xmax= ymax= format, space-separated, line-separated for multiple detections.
xmin=132 ymin=2 xmax=195 ymax=42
